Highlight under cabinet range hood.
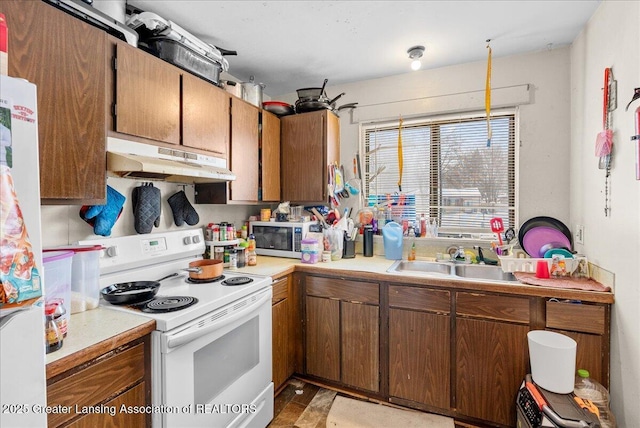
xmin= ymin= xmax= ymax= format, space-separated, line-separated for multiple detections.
xmin=107 ymin=138 xmax=235 ymax=183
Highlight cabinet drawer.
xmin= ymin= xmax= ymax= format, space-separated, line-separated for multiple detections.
xmin=47 ymin=344 xmax=145 ymax=427
xmin=456 ymin=292 xmax=529 ymax=324
xmin=389 ymin=285 xmax=450 ymax=314
xmin=546 ymin=301 xmax=605 ymax=335
xmin=306 ymin=276 xmax=379 ymax=304
xmin=272 ymin=276 xmax=289 ymax=304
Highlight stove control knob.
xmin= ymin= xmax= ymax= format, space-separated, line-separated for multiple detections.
xmin=183 ymin=236 xmax=192 ymax=245
xmin=192 ymin=235 xmax=200 ymax=244
xmin=105 ymin=246 xmax=118 ymax=257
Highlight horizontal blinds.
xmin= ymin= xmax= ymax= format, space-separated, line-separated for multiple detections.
xmin=363 ymin=112 xmax=515 ymax=230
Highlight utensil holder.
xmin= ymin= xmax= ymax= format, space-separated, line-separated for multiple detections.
xmin=343 ymin=238 xmax=355 ymax=259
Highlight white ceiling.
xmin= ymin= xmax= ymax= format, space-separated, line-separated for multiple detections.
xmin=125 ymin=0 xmax=601 ymax=97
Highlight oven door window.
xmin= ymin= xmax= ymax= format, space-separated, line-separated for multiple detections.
xmin=253 ymin=226 xmax=293 ymax=251
xmin=194 ymin=316 xmax=259 ymax=404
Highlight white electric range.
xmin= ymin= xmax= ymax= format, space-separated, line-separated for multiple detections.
xmin=79 ymin=229 xmax=274 ymax=428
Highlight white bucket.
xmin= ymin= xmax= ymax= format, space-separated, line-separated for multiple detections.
xmin=527 ymin=330 xmax=577 ymax=393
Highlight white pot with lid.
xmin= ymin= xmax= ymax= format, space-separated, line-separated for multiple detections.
xmin=241 ymin=76 xmax=265 ymax=107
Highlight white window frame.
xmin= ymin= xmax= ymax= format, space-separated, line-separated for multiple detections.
xmin=358 ymin=107 xmax=520 ymax=234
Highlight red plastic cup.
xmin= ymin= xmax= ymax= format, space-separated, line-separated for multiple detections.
xmin=535 ymin=260 xmax=550 ymax=279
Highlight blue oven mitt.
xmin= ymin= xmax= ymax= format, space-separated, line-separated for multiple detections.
xmin=79 ymin=185 xmax=126 ymax=236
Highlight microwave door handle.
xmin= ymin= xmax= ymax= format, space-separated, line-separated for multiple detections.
xmin=165 ymin=289 xmax=271 ymax=349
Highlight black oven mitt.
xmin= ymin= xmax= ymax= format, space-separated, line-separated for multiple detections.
xmin=167 ymin=190 xmax=199 ymax=227
xmin=132 ymin=183 xmax=161 ymax=234
xmin=79 ymin=185 xmax=125 ymax=236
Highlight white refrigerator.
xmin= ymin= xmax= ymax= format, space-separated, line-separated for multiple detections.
xmin=0 ymin=75 xmax=47 ymax=427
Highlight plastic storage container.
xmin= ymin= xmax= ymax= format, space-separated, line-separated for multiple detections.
xmin=301 ymin=238 xmax=320 ymax=264
xmin=43 ymin=251 xmax=73 ymax=337
xmin=382 ymin=222 xmax=403 ymax=260
xmin=574 ymin=369 xmax=616 ymax=427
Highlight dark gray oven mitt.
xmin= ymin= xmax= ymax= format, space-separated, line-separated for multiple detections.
xmin=132 ymin=183 xmax=161 ymax=234
xmin=167 ymin=190 xmax=200 ymax=226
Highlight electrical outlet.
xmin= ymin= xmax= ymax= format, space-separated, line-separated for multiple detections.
xmin=575 ymin=225 xmax=584 ymax=245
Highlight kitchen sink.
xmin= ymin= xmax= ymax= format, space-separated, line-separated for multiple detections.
xmin=387 ymin=260 xmax=519 ymax=283
xmin=388 ymin=260 xmax=454 ymax=276
xmin=454 ymin=264 xmax=518 ymax=282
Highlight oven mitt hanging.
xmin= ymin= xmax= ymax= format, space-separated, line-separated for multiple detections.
xmin=79 ymin=185 xmax=125 ymax=236
xmin=132 ymin=183 xmax=161 ymax=234
xmin=167 ymin=190 xmax=199 ymax=227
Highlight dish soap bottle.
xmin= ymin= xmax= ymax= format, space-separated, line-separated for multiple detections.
xmin=408 ymin=241 xmax=416 ymax=261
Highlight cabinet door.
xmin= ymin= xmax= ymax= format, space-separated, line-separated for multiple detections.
xmin=261 ymin=111 xmax=281 ymax=201
xmin=115 ymin=43 xmax=181 ymax=145
xmin=341 ymin=302 xmax=379 ymax=392
xmin=183 ymin=74 xmax=230 ymax=156
xmin=456 ymin=318 xmax=529 ymax=426
xmin=67 ymin=383 xmax=147 ymax=428
xmin=305 ymin=296 xmax=340 ymax=382
xmin=281 ymin=110 xmax=339 ymax=202
xmin=230 ymin=100 xmax=259 ymax=201
xmin=389 ymin=309 xmax=450 ymax=409
xmin=272 ymin=298 xmax=289 ymax=391
xmin=5 ymin=0 xmax=107 ymax=203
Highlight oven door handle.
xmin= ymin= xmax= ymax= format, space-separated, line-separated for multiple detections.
xmin=165 ymin=288 xmax=271 ymax=349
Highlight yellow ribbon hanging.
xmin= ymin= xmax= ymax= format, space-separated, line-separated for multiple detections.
xmin=485 ymin=40 xmax=492 ymax=147
xmin=397 ymin=117 xmax=403 ymax=192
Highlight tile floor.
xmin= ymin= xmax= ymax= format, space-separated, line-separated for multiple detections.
xmin=268 ymin=378 xmax=476 ymax=428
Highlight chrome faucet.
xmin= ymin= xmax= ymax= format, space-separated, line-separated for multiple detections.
xmin=447 ymin=245 xmax=467 ymax=262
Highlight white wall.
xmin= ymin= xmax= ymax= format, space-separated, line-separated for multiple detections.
xmin=570 ymin=1 xmax=640 ymax=425
xmin=277 ymin=47 xmax=573 ymax=227
xmin=40 ymin=177 xmax=274 ymax=247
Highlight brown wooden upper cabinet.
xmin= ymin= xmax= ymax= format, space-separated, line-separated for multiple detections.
xmin=3 ymin=0 xmax=107 ymax=204
xmin=112 ymin=42 xmax=181 ymax=145
xmin=281 ymin=110 xmax=340 ymax=203
xmin=110 ymin=40 xmax=232 ymax=158
xmin=261 ymin=110 xmax=281 ymax=202
xmin=229 ymin=99 xmax=259 ymax=202
xmin=182 ymin=73 xmax=230 ymax=157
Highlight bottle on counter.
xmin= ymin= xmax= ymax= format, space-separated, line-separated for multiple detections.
xmin=228 ymin=248 xmax=238 ymax=270
xmin=408 ymin=241 xmax=416 ymax=261
xmin=219 ymin=222 xmax=227 ymax=241
xmin=45 ymin=302 xmax=63 ymax=354
xmin=237 ymin=241 xmax=248 ymax=268
xmin=419 ymin=213 xmax=427 ymax=237
xmin=574 ymin=369 xmax=616 ymax=427
xmin=363 ymin=225 xmax=374 ymax=257
xmin=241 ymin=225 xmax=248 ymax=240
xmin=247 ymin=234 xmax=257 ymax=266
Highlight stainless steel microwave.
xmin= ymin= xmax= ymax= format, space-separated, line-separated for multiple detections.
xmin=249 ymin=221 xmax=320 ymax=258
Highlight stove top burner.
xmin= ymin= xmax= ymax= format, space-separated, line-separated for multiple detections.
xmin=185 ymin=275 xmax=225 ymax=284
xmin=221 ymin=276 xmax=254 ymax=286
xmin=140 ymin=296 xmax=199 ymax=313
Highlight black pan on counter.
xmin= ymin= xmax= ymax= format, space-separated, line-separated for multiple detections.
xmin=101 ymin=273 xmax=178 ymax=305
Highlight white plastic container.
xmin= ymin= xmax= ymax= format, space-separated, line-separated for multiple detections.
xmin=43 ymin=251 xmax=73 ymax=336
xmin=68 ymin=245 xmax=102 ymax=313
xmin=527 ymin=330 xmax=577 ymax=393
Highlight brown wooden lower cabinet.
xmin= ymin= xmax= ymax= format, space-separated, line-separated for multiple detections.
xmin=271 ymin=274 xmax=297 ymax=393
xmin=295 ymin=274 xmax=611 ymax=428
xmin=455 ymin=317 xmax=529 ymax=426
xmin=304 ymin=276 xmax=380 ymax=393
xmin=46 ymin=336 xmax=151 ymax=427
xmin=389 ymin=308 xmax=450 ymax=409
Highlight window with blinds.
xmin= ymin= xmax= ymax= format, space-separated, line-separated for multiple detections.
xmin=362 ymin=110 xmax=516 ymax=230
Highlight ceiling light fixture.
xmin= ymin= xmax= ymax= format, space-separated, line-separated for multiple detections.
xmin=407 ymin=45 xmax=425 ymax=71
